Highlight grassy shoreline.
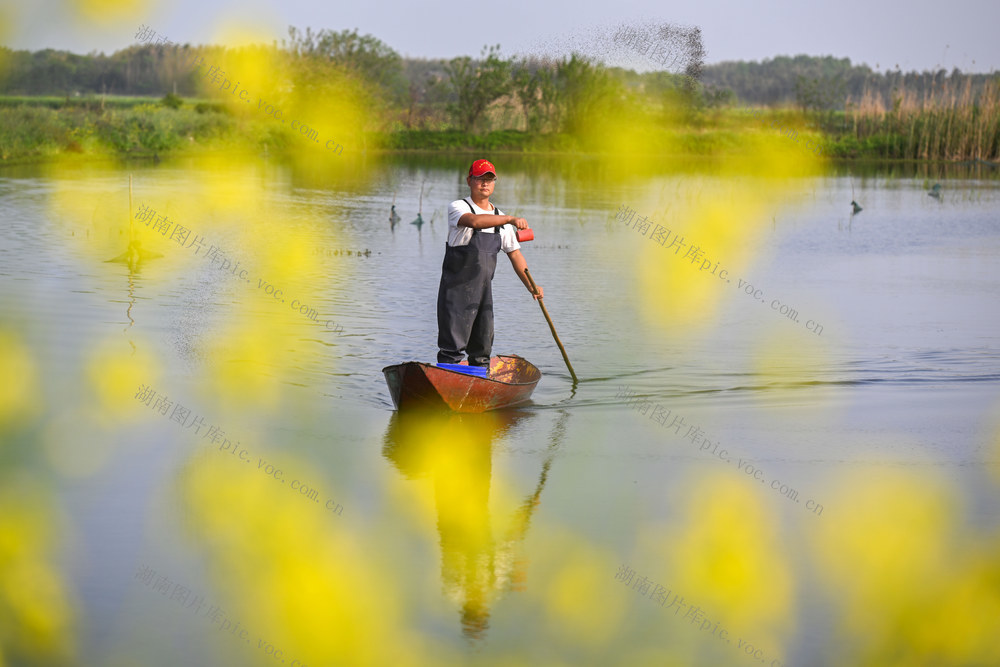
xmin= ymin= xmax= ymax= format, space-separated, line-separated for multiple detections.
xmin=1 ymin=98 xmax=997 ymax=165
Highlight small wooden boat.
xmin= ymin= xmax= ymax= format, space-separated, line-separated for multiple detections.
xmin=382 ymin=355 xmax=541 ymax=413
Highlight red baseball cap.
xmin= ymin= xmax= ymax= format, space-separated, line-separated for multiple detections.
xmin=469 ymin=159 xmax=497 ymax=178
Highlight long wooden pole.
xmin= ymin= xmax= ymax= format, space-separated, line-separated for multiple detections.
xmin=523 ymin=268 xmax=578 ymax=383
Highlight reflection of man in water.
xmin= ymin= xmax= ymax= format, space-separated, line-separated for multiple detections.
xmin=435 ymin=432 xmax=496 ymax=639
xmin=383 ymin=411 xmax=548 ymax=641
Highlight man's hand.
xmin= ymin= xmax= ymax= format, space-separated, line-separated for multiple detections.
xmin=506 ymin=249 xmax=541 ymax=299
xmin=509 ymin=216 xmax=529 ymax=230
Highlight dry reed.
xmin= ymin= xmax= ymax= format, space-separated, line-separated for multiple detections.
xmin=846 ymin=78 xmax=1000 ymax=161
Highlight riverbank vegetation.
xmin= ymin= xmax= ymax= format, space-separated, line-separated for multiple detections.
xmin=837 ymin=79 xmax=1000 ymax=161
xmin=0 ymin=29 xmax=997 ymax=164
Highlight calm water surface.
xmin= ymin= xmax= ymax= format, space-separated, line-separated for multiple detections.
xmin=1 ymin=154 xmax=998 ymax=665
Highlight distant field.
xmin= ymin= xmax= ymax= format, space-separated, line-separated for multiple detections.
xmin=0 ymin=95 xmax=223 ymax=110
xmin=0 ymin=95 xmax=160 ymax=109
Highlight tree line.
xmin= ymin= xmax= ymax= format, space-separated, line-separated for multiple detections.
xmin=1 ymin=28 xmax=996 ymax=133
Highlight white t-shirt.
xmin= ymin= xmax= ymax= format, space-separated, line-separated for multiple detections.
xmin=446 ymin=198 xmax=520 ymax=253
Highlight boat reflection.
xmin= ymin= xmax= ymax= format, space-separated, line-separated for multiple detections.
xmin=382 ymin=408 xmax=566 ymax=641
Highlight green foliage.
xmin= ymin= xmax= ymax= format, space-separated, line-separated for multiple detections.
xmin=0 ymin=95 xmax=157 ymax=110
xmin=284 ymin=26 xmax=406 ymax=104
xmin=701 ymin=87 xmax=736 ymax=108
xmin=4 ymin=97 xmax=995 ymax=162
xmin=794 ymin=75 xmax=843 ymax=112
xmin=794 ymin=74 xmax=847 ymax=132
xmin=445 ymin=45 xmax=511 ymax=132
xmin=0 ymin=103 xmax=242 ymax=160
xmin=384 ymin=129 xmax=542 ymax=151
xmin=511 ymin=60 xmax=559 ymax=133
xmin=0 ymin=44 xmax=196 ymax=97
xmin=396 ymin=58 xmax=452 ymax=129
xmin=2 ymin=40 xmax=996 ymax=118
xmin=842 ymin=78 xmax=1000 ymax=161
xmin=703 ymin=55 xmax=996 ymax=110
xmin=3 ymin=35 xmax=998 ymax=163
xmin=554 ymin=54 xmax=620 ymax=135
xmin=161 ymin=92 xmax=183 ymax=109
xmin=0 ymin=107 xmax=68 ymax=159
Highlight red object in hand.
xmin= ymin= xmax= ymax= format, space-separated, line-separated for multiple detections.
xmin=516 ymin=228 xmax=534 ymax=242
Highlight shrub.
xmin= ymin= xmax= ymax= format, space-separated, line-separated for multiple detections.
xmin=161 ymin=93 xmax=183 ymax=109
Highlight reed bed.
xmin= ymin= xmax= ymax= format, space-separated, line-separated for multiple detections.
xmin=845 ymin=78 xmax=1000 ymax=161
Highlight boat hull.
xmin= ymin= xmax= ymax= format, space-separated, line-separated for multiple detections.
xmin=382 ymin=355 xmax=541 ymax=413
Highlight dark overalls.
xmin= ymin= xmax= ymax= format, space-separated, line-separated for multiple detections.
xmin=437 ymin=199 xmax=504 ymax=367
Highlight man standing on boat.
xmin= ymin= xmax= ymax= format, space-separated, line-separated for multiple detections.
xmin=437 ymin=159 xmax=542 ymax=368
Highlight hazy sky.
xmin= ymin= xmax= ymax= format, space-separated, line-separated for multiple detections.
xmin=3 ymin=0 xmax=998 ymax=73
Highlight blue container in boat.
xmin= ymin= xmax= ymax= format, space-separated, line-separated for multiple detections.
xmin=436 ymin=363 xmax=489 ymax=378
